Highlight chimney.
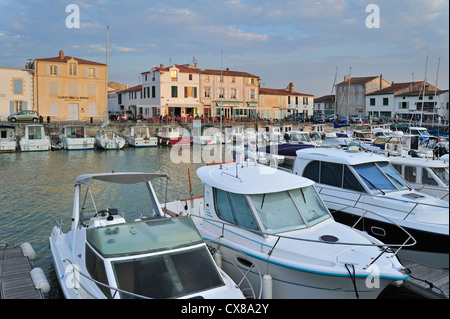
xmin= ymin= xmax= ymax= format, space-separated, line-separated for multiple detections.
xmin=195 ymin=62 xmax=199 ymax=69
xmin=59 ymin=50 xmax=64 ymax=59
xmin=344 ymin=75 xmax=348 ymax=82
xmin=380 ymin=73 xmax=382 ymax=89
xmin=287 ymin=82 xmax=294 ymax=93
xmin=160 ymin=64 xmax=164 ymax=68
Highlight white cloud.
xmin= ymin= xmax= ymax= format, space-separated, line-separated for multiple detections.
xmin=115 ymin=47 xmax=141 ymax=53
xmin=225 ymin=26 xmax=268 ymax=42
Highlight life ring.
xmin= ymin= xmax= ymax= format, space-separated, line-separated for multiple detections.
xmin=76 ymin=130 xmax=84 ymax=138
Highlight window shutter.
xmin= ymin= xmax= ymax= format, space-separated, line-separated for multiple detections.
xmin=57 ymin=66 xmax=61 ymax=76
xmin=45 ymin=65 xmax=49 ymax=75
xmin=10 ymin=101 xmax=14 ymax=114
xmin=23 ymin=101 xmax=28 ymax=110
xmin=85 ymin=68 xmax=88 ymax=78
xmin=95 ymin=68 xmax=99 ymax=78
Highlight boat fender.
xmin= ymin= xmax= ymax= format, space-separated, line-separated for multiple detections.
xmin=30 ymin=267 xmax=51 ymax=294
xmin=20 ymin=242 xmax=36 ymax=261
xmin=214 ymin=251 xmax=222 ymax=269
xmin=262 ymin=274 xmax=273 ymax=299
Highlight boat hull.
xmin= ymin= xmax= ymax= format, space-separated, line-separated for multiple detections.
xmin=158 ymin=136 xmax=190 ymax=146
xmin=61 ymin=137 xmax=95 ymax=150
xmin=330 ymin=210 xmax=449 ymax=269
xmin=128 ymin=137 xmax=157 ymax=147
xmin=96 ymin=136 xmax=126 ymax=150
xmin=19 ymin=139 xmax=51 ymax=152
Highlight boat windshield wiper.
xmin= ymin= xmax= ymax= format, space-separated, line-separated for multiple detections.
xmin=300 ymin=188 xmax=306 ymax=203
xmin=385 ymin=172 xmax=412 ymax=190
xmin=261 ymin=194 xmax=266 ymax=209
xmin=358 ymin=174 xmax=385 ymax=195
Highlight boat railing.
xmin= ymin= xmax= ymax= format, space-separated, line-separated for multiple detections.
xmin=187 ymin=214 xmax=415 ymax=271
xmin=316 ymin=185 xmax=449 ymax=222
xmin=204 ymin=239 xmax=263 ymax=299
xmin=63 ymin=258 xmax=153 ymax=299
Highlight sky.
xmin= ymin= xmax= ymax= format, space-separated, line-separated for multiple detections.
xmin=0 ymin=0 xmax=448 ymax=97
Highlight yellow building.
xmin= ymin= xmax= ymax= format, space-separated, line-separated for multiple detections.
xmin=33 ymin=50 xmax=107 ymax=121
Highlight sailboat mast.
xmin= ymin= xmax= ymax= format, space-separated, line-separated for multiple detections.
xmin=420 ymin=56 xmax=428 ymax=126
xmin=433 ymin=57 xmax=441 ymax=126
xmin=105 ymin=25 xmax=110 ymax=122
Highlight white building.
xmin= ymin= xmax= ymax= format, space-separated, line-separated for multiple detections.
xmin=0 ymin=68 xmax=34 ymax=121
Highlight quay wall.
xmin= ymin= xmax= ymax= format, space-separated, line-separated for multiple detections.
xmin=8 ymin=121 xmax=307 ymax=140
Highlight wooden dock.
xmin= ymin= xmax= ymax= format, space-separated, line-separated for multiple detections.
xmin=0 ymin=246 xmax=43 ymax=299
xmin=401 ymin=259 xmax=449 ymax=299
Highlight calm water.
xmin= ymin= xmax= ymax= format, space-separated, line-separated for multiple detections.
xmin=0 ymin=145 xmax=425 ymax=299
xmin=0 ymin=145 xmax=215 ymax=299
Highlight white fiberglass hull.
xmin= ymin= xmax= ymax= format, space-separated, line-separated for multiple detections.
xmin=96 ymin=135 xmax=126 ymax=149
xmin=60 ymin=137 xmax=95 ymax=150
xmin=127 ymin=136 xmax=157 ymax=147
xmin=19 ymin=138 xmax=51 ymax=152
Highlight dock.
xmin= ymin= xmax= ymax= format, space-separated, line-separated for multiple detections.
xmin=401 ymin=259 xmax=449 ymax=299
xmin=0 ymin=245 xmax=43 ymax=299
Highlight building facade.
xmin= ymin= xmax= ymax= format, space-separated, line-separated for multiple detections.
xmin=336 ymin=74 xmax=391 ymax=118
xmin=313 ymin=95 xmax=336 ymax=117
xmin=0 ymin=67 xmax=34 ymax=120
xmin=259 ymin=83 xmax=314 ymax=120
xmin=33 ymin=50 xmax=107 ymax=121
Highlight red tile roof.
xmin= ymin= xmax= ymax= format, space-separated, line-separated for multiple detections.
xmin=35 ymin=55 xmax=106 ymax=66
xmin=118 ymin=84 xmax=142 ymax=93
xmin=260 ymin=87 xmax=314 ymax=97
xmin=337 ymin=76 xmax=378 ymax=86
xmin=147 ymin=64 xmax=259 ymax=78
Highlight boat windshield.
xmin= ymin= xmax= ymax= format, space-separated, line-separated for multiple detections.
xmin=87 ymin=217 xmax=203 ymax=258
xmin=430 ymin=167 xmax=449 ymax=186
xmin=353 ymin=162 xmax=407 ymax=193
xmin=249 ymin=186 xmax=331 ymax=234
xmin=290 ymin=133 xmax=312 ymax=143
xmin=112 ymin=245 xmax=224 ymax=299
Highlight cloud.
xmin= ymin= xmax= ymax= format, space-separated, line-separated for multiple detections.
xmin=225 ymin=26 xmax=268 ymax=42
xmin=115 ymin=47 xmax=142 ymax=53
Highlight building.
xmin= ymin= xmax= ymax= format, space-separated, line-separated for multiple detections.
xmin=0 ymin=67 xmax=34 ymax=120
xmin=336 ymin=74 xmax=391 ymax=118
xmin=366 ymin=81 xmax=449 ymax=123
xmin=259 ymin=83 xmax=314 ymax=120
xmin=140 ymin=63 xmax=260 ymax=119
xmin=313 ymin=95 xmax=336 ymax=117
xmin=113 ymin=84 xmax=143 ymax=118
xmin=33 ymin=50 xmax=107 ymax=121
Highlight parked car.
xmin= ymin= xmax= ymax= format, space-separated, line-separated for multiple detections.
xmin=313 ymin=115 xmax=325 ymax=124
xmin=338 ymin=116 xmax=348 ymax=124
xmin=325 ymin=114 xmax=337 ymax=122
xmin=8 ymin=110 xmax=39 ymax=123
xmin=286 ymin=113 xmax=306 ymax=122
xmin=350 ymin=115 xmax=361 ymax=123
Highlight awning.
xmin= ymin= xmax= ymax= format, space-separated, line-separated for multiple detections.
xmin=215 ymin=101 xmax=241 ymax=107
xmin=246 ymin=102 xmax=258 ymax=107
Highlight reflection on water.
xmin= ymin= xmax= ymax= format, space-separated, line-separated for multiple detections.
xmin=0 ymin=145 xmax=220 ymax=299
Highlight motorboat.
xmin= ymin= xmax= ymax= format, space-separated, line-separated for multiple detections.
xmin=96 ymin=130 xmax=126 ymax=150
xmin=19 ymin=124 xmax=51 ymax=152
xmin=49 ymin=172 xmax=244 ymax=299
xmin=390 ymin=156 xmax=449 ymax=202
xmin=163 ymin=162 xmax=410 ymax=299
xmin=59 ymin=125 xmax=95 ymax=150
xmin=292 ymin=148 xmax=449 ymax=268
xmin=157 ymin=125 xmax=190 ymax=146
xmin=191 ymin=124 xmax=221 ymax=145
xmin=126 ymin=125 xmax=157 ymax=148
xmin=0 ymin=124 xmax=17 ymax=152
xmin=224 ymin=126 xmax=245 ymax=144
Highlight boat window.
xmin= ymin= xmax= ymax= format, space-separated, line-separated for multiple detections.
xmin=250 ymin=191 xmax=306 ymax=234
xmin=430 ymin=167 xmax=449 ymax=186
xmin=112 ymin=246 xmax=224 ymax=299
xmin=320 ymin=162 xmax=343 ymax=187
xmin=353 ymin=162 xmax=397 ymax=193
xmin=27 ymin=126 xmax=42 ymax=139
xmin=213 ymin=188 xmax=259 ymax=231
xmin=343 ymin=165 xmax=365 ymax=192
xmin=377 ymin=162 xmax=411 ymax=190
xmin=86 ymin=244 xmax=111 ymax=298
xmin=403 ymin=165 xmax=417 ymax=183
xmin=303 ymin=161 xmax=320 ymax=183
xmin=290 ymin=186 xmax=331 ymax=226
xmin=423 ymin=168 xmax=439 ymax=186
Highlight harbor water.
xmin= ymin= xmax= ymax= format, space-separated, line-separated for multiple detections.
xmin=0 ymin=145 xmax=426 ymax=299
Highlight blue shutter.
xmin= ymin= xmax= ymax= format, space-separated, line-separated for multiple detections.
xmin=23 ymin=101 xmax=28 ymax=110
xmin=10 ymin=101 xmax=14 ymax=114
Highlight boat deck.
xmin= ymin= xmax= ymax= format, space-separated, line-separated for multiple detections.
xmin=0 ymin=246 xmax=43 ymax=299
xmin=401 ymin=259 xmax=449 ymax=299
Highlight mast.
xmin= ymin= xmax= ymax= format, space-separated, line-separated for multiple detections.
xmin=105 ymin=25 xmax=110 ymax=122
xmin=347 ymin=67 xmax=351 ymax=120
xmin=420 ymin=56 xmax=428 ymax=126
xmin=433 ymin=57 xmax=441 ymax=126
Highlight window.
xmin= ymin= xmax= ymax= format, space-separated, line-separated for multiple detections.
xmin=171 ymin=86 xmax=178 ymax=98
xmin=184 ymin=87 xmax=197 ymax=98
xmin=13 ymin=79 xmax=23 ymax=94
xmin=88 ymin=68 xmax=95 ymax=78
xmin=189 ymin=74 xmax=193 ymax=80
xmin=204 ymin=87 xmax=211 ymax=98
xmin=370 ymin=98 xmax=376 ymax=106
xmin=27 ymin=125 xmax=42 ymax=140
xmin=230 ymin=88 xmax=237 ymax=99
xmin=383 ymin=98 xmax=389 ymax=106
xmin=69 ymin=63 xmax=78 ymax=76
xmin=353 ymin=162 xmax=397 ymax=193
xmin=219 ymin=88 xmax=225 ymax=99
xmin=171 ymin=70 xmax=178 ymax=81
xmin=399 ymin=101 xmax=409 ymax=109
xmin=213 ymin=188 xmax=259 ymax=231
xmin=85 ymin=244 xmax=110 ymax=298
xmin=321 ymin=162 xmax=343 ymax=187
xmin=249 ymin=89 xmax=255 ymax=100
xmin=204 ymin=75 xmax=209 ymax=82
xmin=50 ymin=65 xmax=58 ymax=76
xmin=152 ymin=86 xmax=156 ymax=98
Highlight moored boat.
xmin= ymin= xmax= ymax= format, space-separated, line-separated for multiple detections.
xmin=59 ymin=125 xmax=95 ymax=150
xmin=19 ymin=124 xmax=51 ymax=152
xmin=0 ymin=124 xmax=17 ymax=152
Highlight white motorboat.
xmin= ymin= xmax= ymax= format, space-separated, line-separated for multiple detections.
xmin=126 ymin=125 xmax=157 ymax=148
xmin=164 ymin=162 xmax=410 ymax=299
xmin=191 ymin=124 xmax=221 ymax=145
xmin=19 ymin=124 xmax=51 ymax=152
xmin=292 ymin=148 xmax=449 ymax=268
xmin=390 ymin=156 xmax=449 ymax=202
xmin=96 ymin=130 xmax=126 ymax=150
xmin=157 ymin=125 xmax=190 ymax=146
xmin=49 ymin=172 xmax=244 ymax=299
xmin=59 ymin=125 xmax=95 ymax=150
xmin=0 ymin=124 xmax=17 ymax=152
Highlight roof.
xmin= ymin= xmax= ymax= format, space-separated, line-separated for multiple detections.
xmin=143 ymin=64 xmax=259 ymax=78
xmin=197 ymin=162 xmax=313 ymax=194
xmin=260 ymin=87 xmax=314 ymax=97
xmin=75 ymin=172 xmax=168 ymax=186
xmin=396 ymin=89 xmax=448 ymax=97
xmin=295 ymin=148 xmax=388 ymax=166
xmin=337 ymin=76 xmax=379 ymax=86
xmin=314 ymin=95 xmax=335 ymax=103
xmin=118 ymin=84 xmax=142 ymax=93
xmin=389 ymin=156 xmax=449 ymax=168
xmin=34 ymin=55 xmax=106 ymax=66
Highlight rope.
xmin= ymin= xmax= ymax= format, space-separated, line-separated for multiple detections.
xmin=408 ymin=271 xmax=446 ymax=297
xmin=345 ymin=263 xmax=359 ymax=299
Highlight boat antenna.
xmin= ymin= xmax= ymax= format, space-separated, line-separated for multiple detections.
xmin=163 ymin=176 xmax=169 ymax=217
